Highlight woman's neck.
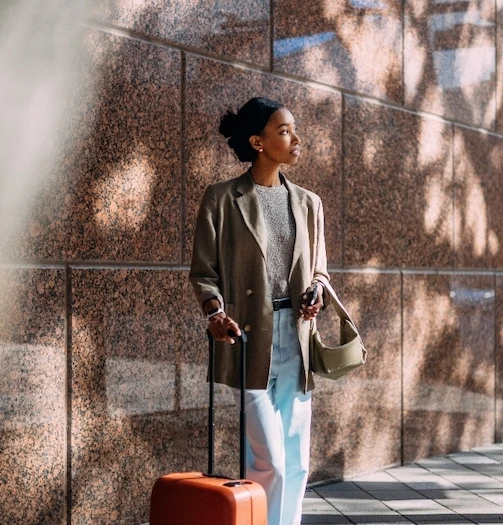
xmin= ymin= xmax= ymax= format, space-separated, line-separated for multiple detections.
xmin=250 ymin=161 xmax=281 ymax=187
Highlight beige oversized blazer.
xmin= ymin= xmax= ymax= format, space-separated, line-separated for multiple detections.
xmin=189 ymin=170 xmax=330 ymax=394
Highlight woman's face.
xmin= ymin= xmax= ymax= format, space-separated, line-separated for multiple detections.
xmin=255 ymin=108 xmax=301 ymax=165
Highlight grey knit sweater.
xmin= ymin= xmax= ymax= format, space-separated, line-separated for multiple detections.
xmin=255 ymin=183 xmax=296 ymax=299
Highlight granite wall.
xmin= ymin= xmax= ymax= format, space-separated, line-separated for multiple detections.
xmin=1 ymin=0 xmax=503 ymax=523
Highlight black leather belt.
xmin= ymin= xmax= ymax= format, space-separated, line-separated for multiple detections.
xmin=272 ymin=298 xmax=292 ymax=311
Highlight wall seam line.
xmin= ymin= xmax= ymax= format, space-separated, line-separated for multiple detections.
xmin=180 ymin=51 xmax=186 ymax=264
xmin=3 ymin=261 xmax=503 ymax=274
xmin=84 ymin=19 xmax=503 ymax=139
xmin=494 ymin=272 xmax=498 ymax=443
xmin=65 ymin=265 xmax=73 ymax=525
xmin=341 ymin=95 xmax=346 ymax=268
xmin=400 ymin=270 xmax=405 ymax=465
xmin=494 ymin=0 xmax=498 ymax=131
xmin=401 ymin=0 xmax=405 ymax=108
xmin=452 ymin=123 xmax=456 ymax=270
xmin=270 ymin=0 xmax=274 ymax=72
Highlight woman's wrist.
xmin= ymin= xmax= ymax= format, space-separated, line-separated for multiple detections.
xmin=207 ymin=307 xmax=225 ymax=322
xmin=203 ymin=297 xmax=221 ymax=315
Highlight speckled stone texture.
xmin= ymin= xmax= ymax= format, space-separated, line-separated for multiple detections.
xmin=403 ymin=273 xmax=495 ymax=463
xmin=0 ymin=268 xmax=66 ymax=525
xmin=310 ymin=272 xmax=402 ymax=481
xmin=343 ymin=97 xmax=454 ymax=268
xmin=92 ymin=0 xmax=270 ymax=67
xmin=15 ymin=30 xmax=182 ymax=263
xmin=454 ymin=127 xmax=503 ymax=269
xmin=273 ymin=0 xmax=402 ymax=102
xmin=497 ymin=275 xmax=503 ymax=441
xmin=71 ymin=268 xmax=240 ymax=524
xmin=404 ymin=0 xmax=497 ymax=129
xmin=184 ymin=55 xmax=343 ymax=265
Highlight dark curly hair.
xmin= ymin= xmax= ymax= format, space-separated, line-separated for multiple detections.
xmin=219 ymin=97 xmax=284 ymax=162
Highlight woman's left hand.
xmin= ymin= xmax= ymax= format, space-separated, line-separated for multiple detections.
xmin=300 ymin=283 xmax=323 ymax=321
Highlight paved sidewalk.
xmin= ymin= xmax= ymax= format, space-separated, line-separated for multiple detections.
xmin=303 ymin=444 xmax=503 ymax=525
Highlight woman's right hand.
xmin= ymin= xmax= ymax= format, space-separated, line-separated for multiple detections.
xmin=208 ymin=313 xmax=242 ymax=344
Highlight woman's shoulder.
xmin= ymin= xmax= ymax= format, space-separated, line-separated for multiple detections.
xmin=205 ymin=170 xmax=250 ymax=197
xmin=283 ymin=176 xmax=322 ymax=206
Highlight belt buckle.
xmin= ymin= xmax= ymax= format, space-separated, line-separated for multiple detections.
xmin=272 ymin=300 xmax=280 ymax=311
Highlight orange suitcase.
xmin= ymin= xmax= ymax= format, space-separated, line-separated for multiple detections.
xmin=150 ymin=332 xmax=267 ymax=525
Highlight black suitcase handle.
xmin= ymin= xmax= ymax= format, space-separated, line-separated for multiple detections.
xmin=206 ymin=329 xmax=248 ymax=480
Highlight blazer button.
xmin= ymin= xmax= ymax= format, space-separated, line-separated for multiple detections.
xmin=244 ymin=325 xmax=251 ymax=332
xmin=245 ymin=288 xmax=253 ymax=296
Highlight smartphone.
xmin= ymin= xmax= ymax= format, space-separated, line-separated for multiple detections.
xmin=308 ymin=283 xmax=319 ymax=306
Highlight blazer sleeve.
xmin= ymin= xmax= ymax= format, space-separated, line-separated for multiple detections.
xmin=313 ymin=198 xmax=331 ymax=303
xmin=189 ymin=185 xmax=225 ymax=311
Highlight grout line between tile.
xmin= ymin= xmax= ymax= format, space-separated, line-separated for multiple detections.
xmin=180 ymin=51 xmax=186 ymax=265
xmin=83 ymin=19 xmax=503 ymax=140
xmin=400 ymin=270 xmax=405 ymax=466
xmin=269 ymin=0 xmax=274 ymax=72
xmin=494 ymin=272 xmax=498 ymax=443
xmin=65 ymin=265 xmax=72 ymax=525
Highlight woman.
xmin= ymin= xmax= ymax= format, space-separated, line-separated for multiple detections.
xmin=189 ymin=97 xmax=330 ymax=525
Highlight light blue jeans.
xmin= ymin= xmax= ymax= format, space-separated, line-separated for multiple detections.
xmin=232 ymin=308 xmax=312 ymax=525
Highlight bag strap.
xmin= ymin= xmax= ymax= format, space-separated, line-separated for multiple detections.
xmin=322 ymin=281 xmax=353 ymax=324
xmin=318 ymin=281 xmax=366 ymax=351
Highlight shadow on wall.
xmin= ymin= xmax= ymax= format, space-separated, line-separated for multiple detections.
xmin=1 ymin=0 xmax=503 ymax=523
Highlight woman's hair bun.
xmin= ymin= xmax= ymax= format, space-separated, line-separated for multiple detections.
xmin=219 ymin=109 xmax=238 ymax=138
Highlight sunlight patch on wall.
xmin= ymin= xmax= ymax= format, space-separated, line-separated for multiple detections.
xmin=403 ymin=281 xmax=453 ymax=389
xmin=360 ymin=259 xmax=383 ymax=275
xmin=321 ymin=0 xmax=401 ymax=97
xmin=363 ymin=138 xmax=379 ymax=171
xmin=424 ymin=176 xmax=444 ymax=234
xmin=465 ymin=177 xmax=487 ymax=257
xmin=93 ymin=151 xmax=155 ymax=233
xmin=453 ymin=132 xmax=495 ymax=258
xmin=488 ymin=230 xmax=499 ymax=256
xmin=418 ymin=118 xmax=445 ymax=166
xmin=404 ymin=29 xmax=427 ymax=102
xmin=418 ymin=119 xmax=453 ymax=246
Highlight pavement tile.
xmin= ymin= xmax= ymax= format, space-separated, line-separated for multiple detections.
xmin=457 ymin=516 xmax=503 ymax=523
xmin=403 ymin=481 xmax=460 ymax=490
xmin=326 ymin=499 xmax=397 ymax=514
xmin=449 ymin=480 xmax=503 ymax=491
xmin=478 ymin=494 xmax=503 ymax=505
xmin=304 ymin=444 xmax=503 ymax=524
xmin=452 ymin=507 xmax=503 ymax=515
xmin=316 ymin=482 xmax=365 ymax=492
xmin=365 ymin=491 xmax=427 ymax=501
xmin=355 ymin=482 xmax=411 ymax=492
xmin=384 ymin=500 xmax=448 ymax=512
xmin=398 ymin=509 xmax=457 ymax=516
xmin=438 ymin=498 xmax=501 ymax=510
xmin=397 ymin=513 xmax=461 ymax=522
xmin=417 ymin=458 xmax=460 ymax=468
xmin=303 ymin=495 xmax=341 ymax=514
xmin=447 ymin=453 xmax=499 ymax=465
xmin=350 ymin=514 xmax=410 ymax=525
xmin=354 ymin=473 xmax=403 ymax=483
xmin=316 ymin=490 xmax=373 ymax=501
xmin=415 ymin=490 xmax=471 ymax=499
xmin=302 ymin=516 xmax=352 ymax=524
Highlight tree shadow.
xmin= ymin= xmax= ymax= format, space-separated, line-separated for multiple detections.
xmin=2 ymin=0 xmax=503 ymax=523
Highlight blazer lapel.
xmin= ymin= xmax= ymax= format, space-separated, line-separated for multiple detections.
xmin=284 ymin=176 xmax=308 ymax=281
xmin=235 ymin=171 xmax=268 ymax=261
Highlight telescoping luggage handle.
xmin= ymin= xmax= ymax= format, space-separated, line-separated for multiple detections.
xmin=206 ymin=329 xmax=248 ymax=481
